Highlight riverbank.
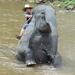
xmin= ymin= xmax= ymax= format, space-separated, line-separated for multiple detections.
xmin=0 ymin=0 xmax=75 ymax=10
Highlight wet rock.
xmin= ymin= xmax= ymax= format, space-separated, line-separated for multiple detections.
xmin=65 ymin=5 xmax=75 ymax=10
xmin=57 ymin=4 xmax=61 ymax=8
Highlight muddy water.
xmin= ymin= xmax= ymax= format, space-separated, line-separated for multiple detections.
xmin=0 ymin=2 xmax=75 ymax=75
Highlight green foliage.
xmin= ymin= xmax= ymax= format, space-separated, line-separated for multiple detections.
xmin=62 ymin=0 xmax=75 ymax=6
xmin=53 ymin=0 xmax=75 ymax=7
xmin=0 ymin=0 xmax=75 ymax=7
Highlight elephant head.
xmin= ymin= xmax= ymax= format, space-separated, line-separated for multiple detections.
xmin=34 ymin=11 xmax=51 ymax=33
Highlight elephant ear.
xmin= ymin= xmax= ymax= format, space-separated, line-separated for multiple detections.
xmin=45 ymin=5 xmax=58 ymax=36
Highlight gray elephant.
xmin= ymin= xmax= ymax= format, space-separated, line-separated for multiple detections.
xmin=15 ymin=4 xmax=62 ymax=68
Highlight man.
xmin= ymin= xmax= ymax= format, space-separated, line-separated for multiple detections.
xmin=16 ymin=4 xmax=33 ymax=40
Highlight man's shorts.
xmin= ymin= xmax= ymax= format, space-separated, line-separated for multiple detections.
xmin=22 ymin=24 xmax=29 ymax=29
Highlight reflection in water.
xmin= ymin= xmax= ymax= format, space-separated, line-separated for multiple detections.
xmin=0 ymin=2 xmax=75 ymax=75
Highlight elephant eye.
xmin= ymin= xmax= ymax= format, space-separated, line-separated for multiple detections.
xmin=41 ymin=12 xmax=45 ymax=15
xmin=41 ymin=11 xmax=45 ymax=20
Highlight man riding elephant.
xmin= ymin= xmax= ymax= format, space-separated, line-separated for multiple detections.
xmin=15 ymin=4 xmax=62 ymax=68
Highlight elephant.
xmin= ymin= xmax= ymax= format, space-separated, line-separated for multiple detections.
xmin=15 ymin=4 xmax=62 ymax=68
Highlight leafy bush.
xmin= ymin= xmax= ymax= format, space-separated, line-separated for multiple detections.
xmin=59 ymin=0 xmax=75 ymax=7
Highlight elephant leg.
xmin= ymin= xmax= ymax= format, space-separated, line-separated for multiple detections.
xmin=52 ymin=51 xmax=62 ymax=68
xmin=25 ymin=48 xmax=36 ymax=66
xmin=15 ymin=52 xmax=25 ymax=63
xmin=50 ymin=35 xmax=58 ymax=58
xmin=46 ymin=35 xmax=58 ymax=60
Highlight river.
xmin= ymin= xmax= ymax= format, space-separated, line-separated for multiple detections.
xmin=0 ymin=2 xmax=75 ymax=75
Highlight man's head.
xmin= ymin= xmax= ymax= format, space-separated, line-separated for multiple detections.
xmin=22 ymin=4 xmax=33 ymax=12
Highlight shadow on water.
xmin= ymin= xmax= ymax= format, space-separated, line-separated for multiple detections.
xmin=0 ymin=1 xmax=75 ymax=75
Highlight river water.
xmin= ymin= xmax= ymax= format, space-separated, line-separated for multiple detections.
xmin=0 ymin=2 xmax=75 ymax=75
